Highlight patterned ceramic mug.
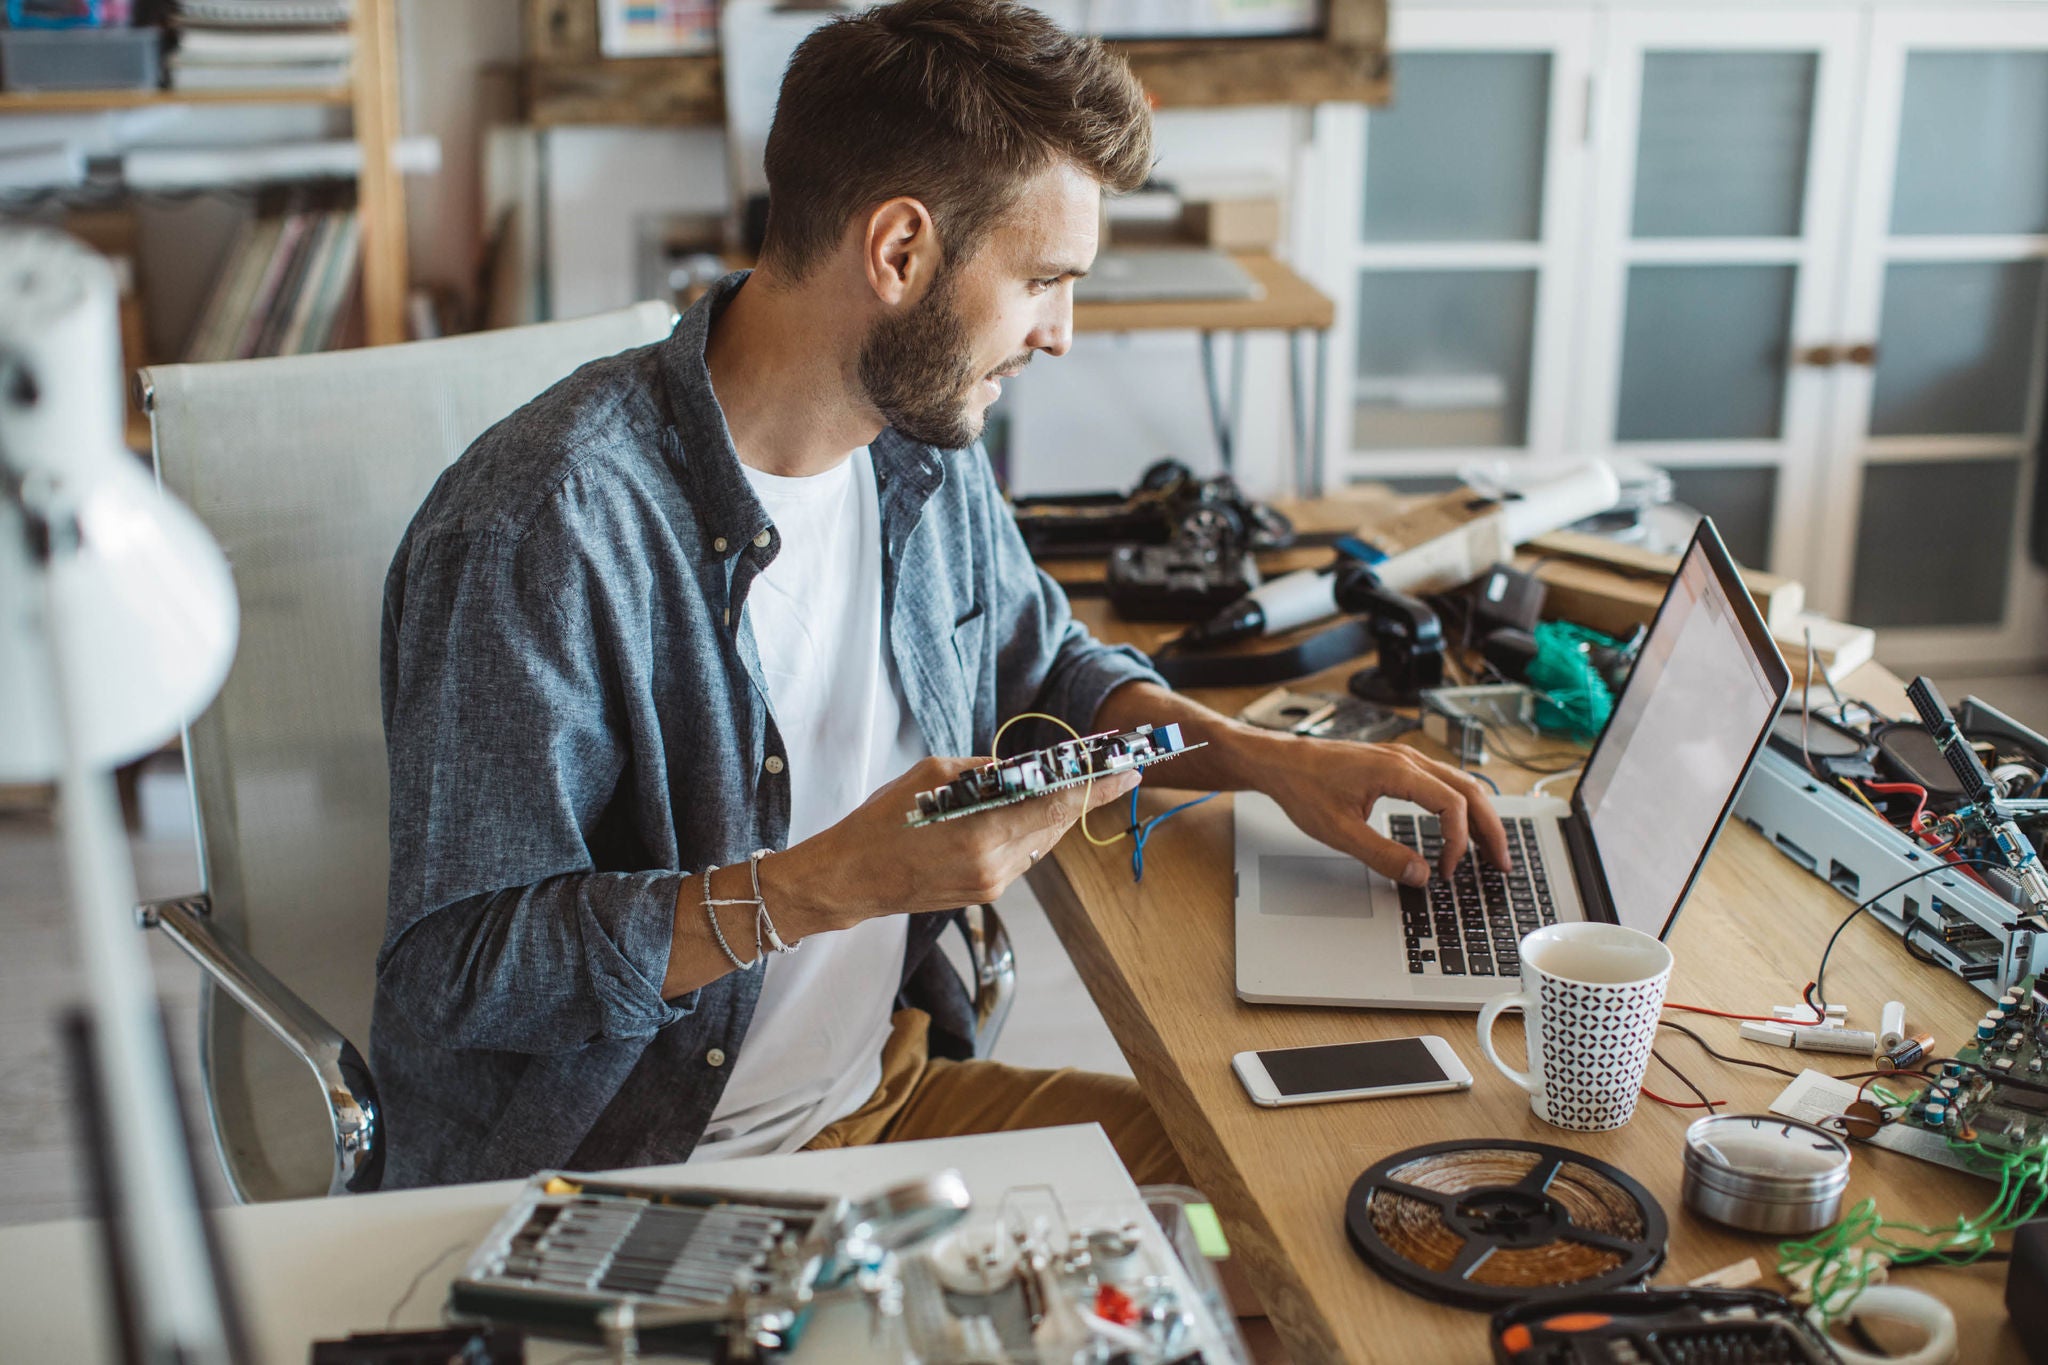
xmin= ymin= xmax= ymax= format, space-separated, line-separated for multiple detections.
xmin=1476 ymin=922 xmax=1673 ymax=1132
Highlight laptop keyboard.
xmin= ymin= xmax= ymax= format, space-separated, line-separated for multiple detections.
xmin=1388 ymin=815 xmax=1557 ymax=978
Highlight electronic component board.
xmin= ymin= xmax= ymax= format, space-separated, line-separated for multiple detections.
xmin=907 ymin=724 xmax=1202 ymax=826
xmin=1901 ymin=976 xmax=2048 ymax=1159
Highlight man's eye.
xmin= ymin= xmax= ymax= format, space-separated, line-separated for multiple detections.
xmin=1028 ymin=277 xmax=1058 ymax=293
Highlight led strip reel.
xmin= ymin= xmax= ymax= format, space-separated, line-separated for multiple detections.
xmin=1345 ymin=1139 xmax=1667 ymax=1310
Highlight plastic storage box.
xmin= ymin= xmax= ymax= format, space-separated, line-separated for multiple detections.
xmin=0 ymin=26 xmax=160 ymax=92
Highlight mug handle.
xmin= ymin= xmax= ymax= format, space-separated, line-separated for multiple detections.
xmin=1477 ymin=988 xmax=1539 ymax=1095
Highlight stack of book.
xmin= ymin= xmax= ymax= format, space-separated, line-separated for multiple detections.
xmin=185 ymin=199 xmax=361 ymax=361
xmin=166 ymin=0 xmax=353 ymax=92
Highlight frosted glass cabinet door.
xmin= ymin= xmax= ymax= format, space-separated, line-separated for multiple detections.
xmin=1353 ymin=269 xmax=1539 ymax=450
xmin=1870 ymin=260 xmax=2047 ymax=438
xmin=1632 ymin=52 xmax=1818 ymax=239
xmin=1362 ymin=53 xmax=1550 ymax=244
xmin=1891 ymin=51 xmax=2048 ymax=236
xmin=1616 ymin=265 xmax=1797 ymax=442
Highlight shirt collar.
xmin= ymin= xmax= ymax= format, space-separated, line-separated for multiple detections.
xmin=659 ymin=271 xmax=949 ymax=562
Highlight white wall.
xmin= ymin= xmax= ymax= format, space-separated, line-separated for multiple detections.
xmin=396 ymin=0 xmax=523 ymax=308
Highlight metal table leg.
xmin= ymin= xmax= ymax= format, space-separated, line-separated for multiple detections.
xmin=1199 ymin=330 xmax=1250 ymax=476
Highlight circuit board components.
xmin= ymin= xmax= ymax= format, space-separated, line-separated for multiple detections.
xmin=907 ymin=724 xmax=1201 ymax=826
xmin=1903 ymin=976 xmax=2048 ymax=1159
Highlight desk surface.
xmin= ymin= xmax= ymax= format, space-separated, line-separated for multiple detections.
xmin=0 ymin=1126 xmax=1169 ymax=1363
xmin=1031 ymin=601 xmax=2021 ymax=1364
xmin=1072 ymin=251 xmax=1335 ymax=335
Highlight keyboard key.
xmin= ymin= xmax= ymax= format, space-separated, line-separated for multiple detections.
xmin=1409 ymin=960 xmax=1426 ymax=974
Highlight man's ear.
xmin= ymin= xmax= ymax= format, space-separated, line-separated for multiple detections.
xmin=863 ymin=197 xmax=940 ymax=307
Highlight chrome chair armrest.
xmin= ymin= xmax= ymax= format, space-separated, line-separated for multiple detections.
xmin=958 ymin=902 xmax=1017 ymax=1060
xmin=138 ymin=895 xmax=382 ymax=1197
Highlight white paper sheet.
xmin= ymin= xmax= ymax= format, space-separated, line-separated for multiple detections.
xmin=1769 ymin=1069 xmax=1986 ymax=1178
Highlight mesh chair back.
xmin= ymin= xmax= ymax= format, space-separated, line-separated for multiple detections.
xmin=143 ymin=303 xmax=678 ymax=1201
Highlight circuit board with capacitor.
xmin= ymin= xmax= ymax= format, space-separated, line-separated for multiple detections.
xmin=1904 ymin=976 xmax=2048 ymax=1158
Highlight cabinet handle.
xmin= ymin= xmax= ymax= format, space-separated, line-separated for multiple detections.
xmin=1795 ymin=344 xmax=1841 ymax=367
xmin=1846 ymin=342 xmax=1880 ymax=366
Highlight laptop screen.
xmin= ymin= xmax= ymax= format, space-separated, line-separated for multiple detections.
xmin=1572 ymin=521 xmax=1790 ymax=939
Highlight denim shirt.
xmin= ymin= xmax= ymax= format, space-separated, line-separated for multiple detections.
xmin=371 ymin=273 xmax=1164 ymax=1189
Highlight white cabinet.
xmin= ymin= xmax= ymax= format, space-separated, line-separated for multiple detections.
xmin=1311 ymin=1 xmax=2048 ymax=667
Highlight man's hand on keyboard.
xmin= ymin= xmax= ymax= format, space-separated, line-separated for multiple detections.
xmin=1262 ymin=741 xmax=1510 ymax=887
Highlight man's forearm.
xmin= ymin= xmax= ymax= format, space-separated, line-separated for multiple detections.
xmin=1090 ymin=679 xmax=1297 ymax=793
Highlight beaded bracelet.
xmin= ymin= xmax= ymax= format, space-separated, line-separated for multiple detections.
xmin=701 ymin=865 xmax=761 ymax=971
xmin=749 ymin=849 xmax=799 ymax=954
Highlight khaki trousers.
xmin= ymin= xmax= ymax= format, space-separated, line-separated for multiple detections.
xmin=801 ymin=1009 xmax=1189 ymax=1188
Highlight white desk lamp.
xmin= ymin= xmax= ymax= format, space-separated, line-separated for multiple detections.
xmin=0 ymin=227 xmax=244 ymax=1364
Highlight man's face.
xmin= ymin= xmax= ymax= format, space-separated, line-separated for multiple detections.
xmin=856 ymin=161 xmax=1099 ymax=449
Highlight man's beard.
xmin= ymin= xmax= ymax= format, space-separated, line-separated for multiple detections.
xmin=856 ymin=271 xmax=1022 ymax=450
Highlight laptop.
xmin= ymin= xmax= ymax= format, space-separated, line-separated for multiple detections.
xmin=1073 ymin=247 xmax=1264 ymax=304
xmin=1234 ymin=519 xmax=1791 ymax=1010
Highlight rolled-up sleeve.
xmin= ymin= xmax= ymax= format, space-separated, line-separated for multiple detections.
xmin=376 ymin=514 xmax=689 ymax=1055
xmin=973 ymin=453 xmax=1166 ymax=737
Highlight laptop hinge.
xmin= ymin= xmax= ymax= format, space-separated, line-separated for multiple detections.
xmin=1558 ymin=812 xmax=1621 ymax=928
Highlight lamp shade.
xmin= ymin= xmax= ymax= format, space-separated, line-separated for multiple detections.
xmin=0 ymin=228 xmax=238 ymax=779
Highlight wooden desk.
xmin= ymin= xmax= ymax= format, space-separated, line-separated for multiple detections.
xmin=1031 ymin=604 xmax=2022 ymax=1363
xmin=1074 ymin=251 xmax=1337 ymax=498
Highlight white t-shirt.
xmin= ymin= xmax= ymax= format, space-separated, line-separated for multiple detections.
xmin=692 ymin=447 xmax=925 ymax=1160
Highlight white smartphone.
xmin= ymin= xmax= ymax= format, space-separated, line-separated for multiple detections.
xmin=1231 ymin=1036 xmax=1473 ymax=1108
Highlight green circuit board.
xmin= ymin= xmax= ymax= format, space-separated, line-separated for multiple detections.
xmin=1902 ymin=975 xmax=2048 ymax=1159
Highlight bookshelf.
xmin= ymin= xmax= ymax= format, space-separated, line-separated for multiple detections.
xmin=0 ymin=0 xmax=409 ymax=348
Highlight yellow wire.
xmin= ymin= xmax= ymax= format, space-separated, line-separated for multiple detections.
xmin=1838 ymin=777 xmax=1886 ymax=820
xmin=989 ymin=711 xmax=1128 ymax=848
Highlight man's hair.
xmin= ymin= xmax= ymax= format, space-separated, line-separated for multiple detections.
xmin=760 ymin=0 xmax=1153 ymax=279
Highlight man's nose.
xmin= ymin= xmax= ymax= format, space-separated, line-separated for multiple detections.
xmin=1029 ymin=288 xmax=1073 ymax=358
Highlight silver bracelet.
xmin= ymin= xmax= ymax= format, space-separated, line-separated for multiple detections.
xmin=749 ymin=848 xmax=798 ymax=954
xmin=701 ymin=865 xmax=760 ymax=971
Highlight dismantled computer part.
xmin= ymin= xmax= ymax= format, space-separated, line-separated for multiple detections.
xmin=907 ymin=724 xmax=1202 ymax=827
xmin=1733 ymin=683 xmax=2048 ymax=1001
xmin=1008 ymin=459 xmax=1293 ymax=560
xmin=448 ymin=1169 xmax=1243 ymax=1364
xmin=1490 ymin=1287 xmax=1843 ymax=1365
xmin=1240 ymin=688 xmax=1413 ymax=744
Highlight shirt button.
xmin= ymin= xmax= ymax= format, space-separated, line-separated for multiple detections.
xmin=764 ymin=756 xmax=784 ymax=776
xmin=713 ymin=536 xmax=728 ymax=552
xmin=753 ymin=530 xmax=771 ymax=548
xmin=706 ymin=1048 xmax=726 ymax=1068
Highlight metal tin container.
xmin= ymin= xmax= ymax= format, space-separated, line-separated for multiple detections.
xmin=1682 ymin=1114 xmax=1852 ymax=1235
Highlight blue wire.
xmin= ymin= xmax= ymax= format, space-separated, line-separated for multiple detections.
xmin=1128 ymin=789 xmax=1218 ymax=883
xmin=1469 ymin=770 xmax=1501 ymax=795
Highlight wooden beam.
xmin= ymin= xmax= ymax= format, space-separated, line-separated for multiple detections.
xmin=519 ymin=0 xmax=1388 ymax=127
xmin=524 ymin=53 xmax=723 ymax=127
xmin=1121 ymin=38 xmax=1386 ymax=109
xmin=352 ymin=0 xmax=409 ymax=346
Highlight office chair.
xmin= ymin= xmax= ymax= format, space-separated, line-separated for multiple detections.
xmin=139 ymin=305 xmax=1017 ymax=1202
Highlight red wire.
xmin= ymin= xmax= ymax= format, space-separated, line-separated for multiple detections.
xmin=1663 ymin=989 xmax=1825 ymax=1025
xmin=1862 ymin=780 xmax=1929 ymax=830
xmin=1640 ymin=1087 xmax=1719 ymax=1109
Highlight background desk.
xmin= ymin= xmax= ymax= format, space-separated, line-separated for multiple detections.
xmin=0 ymin=1126 xmax=1173 ymax=1363
xmin=1031 ymin=601 xmax=2022 ymax=1363
xmin=1073 ymin=252 xmax=1335 ymax=497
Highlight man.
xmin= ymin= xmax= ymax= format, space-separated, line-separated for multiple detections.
xmin=374 ymin=0 xmax=1505 ymax=1191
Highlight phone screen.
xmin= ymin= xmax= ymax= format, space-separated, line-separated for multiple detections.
xmin=1257 ymin=1038 xmax=1448 ymax=1097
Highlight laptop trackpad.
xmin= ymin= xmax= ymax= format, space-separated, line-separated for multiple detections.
xmin=1259 ymin=855 xmax=1374 ymax=918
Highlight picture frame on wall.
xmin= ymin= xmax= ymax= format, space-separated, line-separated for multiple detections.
xmin=599 ymin=0 xmax=719 ymax=58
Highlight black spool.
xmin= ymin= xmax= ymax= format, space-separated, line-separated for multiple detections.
xmin=1344 ymin=1138 xmax=1666 ymax=1311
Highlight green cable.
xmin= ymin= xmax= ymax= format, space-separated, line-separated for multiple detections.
xmin=1525 ymin=621 xmax=1617 ymax=742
